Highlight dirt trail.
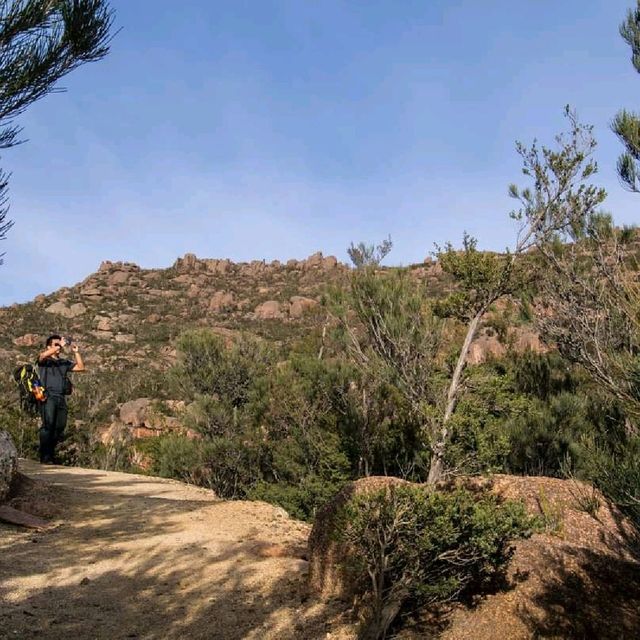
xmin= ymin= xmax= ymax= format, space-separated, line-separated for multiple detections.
xmin=0 ymin=460 xmax=353 ymax=640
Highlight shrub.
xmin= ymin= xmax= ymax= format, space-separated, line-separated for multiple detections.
xmin=171 ymin=329 xmax=274 ymax=405
xmin=335 ymin=485 xmax=535 ymax=639
xmin=197 ymin=437 xmax=261 ymax=499
xmin=0 ymin=406 xmax=39 ymax=458
xmin=146 ymin=434 xmax=260 ymax=499
xmin=580 ymin=435 xmax=640 ymax=528
xmin=247 ymin=357 xmax=351 ymax=518
xmin=250 ymin=471 xmax=347 ymax=521
xmin=150 ymin=435 xmax=203 ymax=483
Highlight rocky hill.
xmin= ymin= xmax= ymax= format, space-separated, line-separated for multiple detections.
xmin=0 ymin=250 xmax=544 ymax=461
xmin=1 ymin=251 xmax=347 ymax=367
xmin=0 ymin=251 xmax=361 ymax=457
xmin=0 ymin=249 xmax=540 ymax=370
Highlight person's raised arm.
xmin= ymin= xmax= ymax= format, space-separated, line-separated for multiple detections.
xmin=71 ymin=343 xmax=86 ymax=372
xmin=38 ymin=343 xmax=61 ymax=363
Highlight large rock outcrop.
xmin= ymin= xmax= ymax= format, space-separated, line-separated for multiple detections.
xmin=308 ymin=474 xmax=640 ymax=639
xmin=289 ymin=296 xmax=318 ymax=319
xmin=0 ymin=430 xmax=18 ymax=502
xmin=254 ymin=300 xmax=284 ymax=320
xmin=98 ymin=398 xmax=188 ymax=445
xmin=44 ymin=301 xmax=87 ymax=319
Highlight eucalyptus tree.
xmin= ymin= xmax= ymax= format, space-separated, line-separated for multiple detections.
xmin=339 ymin=109 xmax=605 ymax=484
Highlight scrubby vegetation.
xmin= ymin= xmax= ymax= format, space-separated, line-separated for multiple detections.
xmin=334 ymin=484 xmax=536 ymax=639
xmin=130 ymin=327 xmax=637 ymax=529
xmin=2 ymin=232 xmax=639 ymax=532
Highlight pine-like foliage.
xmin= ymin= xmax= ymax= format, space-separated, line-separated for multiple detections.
xmin=613 ymin=1 xmax=640 ymax=191
xmin=0 ymin=0 xmax=115 ymax=252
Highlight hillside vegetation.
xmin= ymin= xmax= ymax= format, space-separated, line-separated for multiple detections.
xmin=0 ymin=241 xmax=635 ymax=518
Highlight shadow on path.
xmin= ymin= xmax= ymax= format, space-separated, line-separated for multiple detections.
xmin=0 ymin=462 xmax=349 ymax=640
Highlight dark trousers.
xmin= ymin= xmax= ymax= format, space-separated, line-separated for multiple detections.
xmin=39 ymin=395 xmax=67 ymax=462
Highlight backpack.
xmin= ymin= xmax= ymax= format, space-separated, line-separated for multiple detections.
xmin=13 ymin=363 xmax=46 ymax=416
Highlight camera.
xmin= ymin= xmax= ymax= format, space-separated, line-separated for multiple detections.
xmin=63 ymin=336 xmax=73 ymax=346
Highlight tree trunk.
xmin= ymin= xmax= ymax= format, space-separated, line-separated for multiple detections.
xmin=359 ymin=590 xmax=408 ymax=640
xmin=427 ymin=307 xmax=486 ymax=485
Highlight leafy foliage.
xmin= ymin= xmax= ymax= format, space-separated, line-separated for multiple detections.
xmin=435 ymin=234 xmax=522 ymax=321
xmin=330 ymin=266 xmax=444 ymax=478
xmin=335 ymin=484 xmax=535 ymax=639
xmin=613 ymin=1 xmax=640 ymax=191
xmin=171 ymin=330 xmax=274 ymax=406
xmin=340 ymin=267 xmax=443 ymax=416
xmin=347 ymin=236 xmax=393 ymax=268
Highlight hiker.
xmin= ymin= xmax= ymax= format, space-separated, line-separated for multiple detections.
xmin=37 ymin=334 xmax=86 ymax=464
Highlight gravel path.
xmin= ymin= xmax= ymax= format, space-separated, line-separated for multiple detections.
xmin=0 ymin=460 xmax=352 ymax=640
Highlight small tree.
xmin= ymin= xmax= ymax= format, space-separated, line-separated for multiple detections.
xmin=0 ymin=0 xmax=115 ymax=252
xmin=426 ymin=236 xmax=524 ymax=482
xmin=521 ymin=111 xmax=640 ymax=524
xmin=347 ymin=236 xmax=393 ymax=269
xmin=172 ymin=329 xmax=273 ymax=407
xmin=428 ymin=108 xmax=607 ymax=483
xmin=339 ymin=109 xmax=605 ymax=484
xmin=332 ymin=258 xmax=444 ymax=477
xmin=533 ymin=217 xmax=640 ymax=414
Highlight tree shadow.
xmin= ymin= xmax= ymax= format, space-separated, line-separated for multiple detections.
xmin=0 ymin=466 xmax=350 ymax=640
xmin=515 ymin=545 xmax=640 ymax=639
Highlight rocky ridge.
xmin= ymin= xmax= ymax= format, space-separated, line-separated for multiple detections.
xmin=0 ymin=251 xmax=543 ymax=453
xmin=1 ymin=250 xmax=346 ymax=366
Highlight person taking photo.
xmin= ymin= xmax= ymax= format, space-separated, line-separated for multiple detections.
xmin=38 ymin=334 xmax=86 ymax=464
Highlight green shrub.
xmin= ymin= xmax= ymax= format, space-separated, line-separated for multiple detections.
xmin=249 ymin=473 xmax=346 ymax=521
xmin=146 ymin=433 xmax=261 ymax=500
xmin=197 ymin=437 xmax=261 ymax=499
xmin=580 ymin=435 xmax=640 ymax=528
xmin=183 ymin=395 xmax=242 ymax=438
xmin=0 ymin=407 xmax=39 ymax=458
xmin=150 ymin=435 xmax=203 ymax=483
xmin=445 ymin=356 xmax=615 ymax=479
xmin=248 ymin=357 xmax=352 ymax=518
xmin=171 ymin=329 xmax=274 ymax=405
xmin=335 ymin=485 xmax=535 ymax=639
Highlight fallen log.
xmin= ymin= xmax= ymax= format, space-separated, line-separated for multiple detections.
xmin=0 ymin=504 xmax=50 ymax=529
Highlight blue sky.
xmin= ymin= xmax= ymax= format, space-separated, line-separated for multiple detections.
xmin=1 ymin=0 xmax=638 ymax=305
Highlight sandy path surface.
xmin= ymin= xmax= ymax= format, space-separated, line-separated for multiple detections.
xmin=0 ymin=461 xmax=352 ymax=640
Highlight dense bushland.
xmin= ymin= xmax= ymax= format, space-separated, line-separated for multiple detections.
xmin=2 ymin=285 xmax=637 ymax=527
xmin=109 ymin=324 xmax=636 ymax=525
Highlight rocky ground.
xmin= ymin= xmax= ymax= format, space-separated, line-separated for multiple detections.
xmin=0 ymin=460 xmax=355 ymax=640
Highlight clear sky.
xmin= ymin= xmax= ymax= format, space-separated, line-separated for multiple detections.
xmin=1 ymin=0 xmax=638 ymax=305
